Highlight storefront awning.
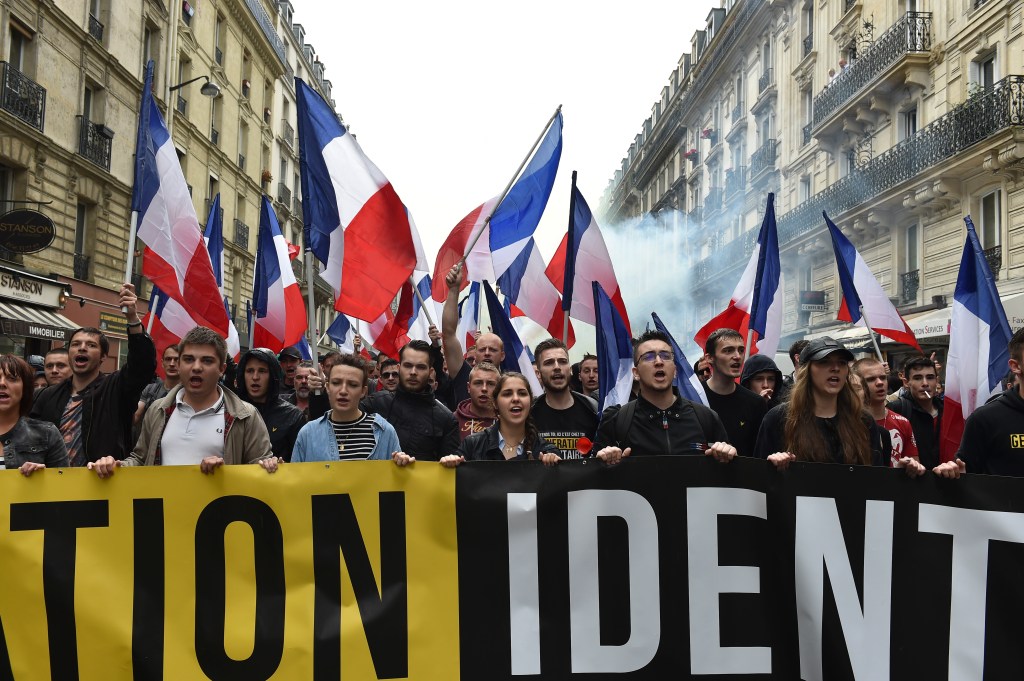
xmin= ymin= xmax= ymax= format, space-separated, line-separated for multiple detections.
xmin=0 ymin=300 xmax=77 ymax=342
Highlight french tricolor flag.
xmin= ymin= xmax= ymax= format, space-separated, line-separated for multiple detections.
xmin=824 ymin=212 xmax=921 ymax=351
xmin=496 ymin=238 xmax=574 ymax=346
xmin=456 ymin=281 xmax=480 ymax=350
xmin=430 ymin=198 xmax=498 ymax=303
xmin=252 ymin=196 xmax=307 ymax=352
xmin=652 ymin=312 xmax=708 ymax=407
xmin=202 ymin=194 xmax=240 ymax=359
xmin=326 ymin=313 xmax=356 ymax=353
xmin=695 ymin=193 xmax=782 ymax=356
xmin=483 ymin=281 xmax=542 ymax=395
xmin=295 ymin=78 xmax=417 ymax=322
xmin=546 ymin=179 xmax=631 ymax=334
xmin=593 ymin=282 xmax=634 ymax=413
xmin=940 ymin=217 xmax=1012 ymax=462
xmin=133 ymin=61 xmax=228 ymax=337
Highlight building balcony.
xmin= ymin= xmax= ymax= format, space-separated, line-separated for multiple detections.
xmin=984 ymin=246 xmax=1001 ymax=279
xmin=725 ymin=166 xmax=747 ymax=197
xmin=73 ymin=253 xmax=90 ymax=280
xmin=203 ymin=199 xmax=224 ymax=226
xmin=277 ymin=182 xmax=291 ymax=206
xmin=632 ymin=106 xmax=681 ymax=185
xmin=0 ymin=62 xmax=46 ymax=131
xmin=802 ymin=123 xmax=812 ymax=147
xmin=802 ymin=33 xmax=813 ymax=58
xmin=76 ymin=115 xmax=113 ymax=171
xmin=88 ymin=14 xmax=104 ymax=41
xmin=758 ymin=69 xmax=773 ymax=95
xmin=811 ymin=12 xmax=931 ymax=133
xmin=176 ymin=95 xmax=187 ymax=116
xmin=687 ymin=205 xmax=702 ymax=224
xmin=705 ymin=187 xmax=724 ymax=215
xmin=281 ymin=119 xmax=294 ymax=148
xmin=731 ymin=102 xmax=745 ymax=125
xmin=293 ymin=196 xmax=302 ymax=217
xmin=233 ymin=219 xmax=249 ymax=249
xmin=749 ymin=139 xmax=778 ymax=179
xmin=900 ymin=269 xmax=919 ymax=304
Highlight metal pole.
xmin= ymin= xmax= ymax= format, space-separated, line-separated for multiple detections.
xmin=122 ymin=211 xmax=139 ymax=312
xmin=858 ymin=305 xmax=885 ymax=362
xmin=145 ymin=288 xmax=158 ymax=334
xmin=744 ymin=328 xmax=754 ymax=363
xmin=460 ymin=105 xmax=562 ymax=261
xmin=304 ymin=249 xmax=321 ymax=394
xmin=409 ymin=275 xmax=436 ymax=327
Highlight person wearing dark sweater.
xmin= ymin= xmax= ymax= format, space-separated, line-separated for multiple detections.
xmin=701 ymin=329 xmax=767 ymax=458
xmin=888 ymin=354 xmax=943 ymax=469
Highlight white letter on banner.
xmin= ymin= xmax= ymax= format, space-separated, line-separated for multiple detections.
xmin=919 ymin=504 xmax=1024 ymax=681
xmin=568 ymin=489 xmax=660 ymax=673
xmin=687 ymin=487 xmax=771 ymax=674
xmin=507 ymin=493 xmax=541 ymax=676
xmin=795 ymin=497 xmax=894 ymax=681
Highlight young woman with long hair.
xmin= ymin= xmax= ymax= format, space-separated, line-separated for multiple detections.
xmin=753 ymin=338 xmax=923 ymax=475
xmin=439 ymin=372 xmax=560 ymax=467
xmin=0 ymin=354 xmax=68 ymax=475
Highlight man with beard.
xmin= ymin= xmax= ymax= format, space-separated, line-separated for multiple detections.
xmin=454 ymin=361 xmax=499 ymax=441
xmin=362 ymin=339 xmax=458 ymax=460
xmin=285 ymin=361 xmax=325 ymax=419
xmin=701 ymin=328 xmax=767 ymax=459
xmin=442 ymin=263 xmax=505 ymax=407
xmin=532 ymin=339 xmax=598 ymax=459
xmin=234 ymin=348 xmax=306 ymax=461
xmin=32 ymin=283 xmax=156 ymax=465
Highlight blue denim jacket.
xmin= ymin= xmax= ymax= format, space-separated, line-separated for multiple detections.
xmin=0 ymin=417 xmax=69 ymax=469
xmin=292 ymin=412 xmax=400 ymax=462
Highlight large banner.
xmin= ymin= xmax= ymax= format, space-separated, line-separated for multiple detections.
xmin=0 ymin=457 xmax=1021 ymax=679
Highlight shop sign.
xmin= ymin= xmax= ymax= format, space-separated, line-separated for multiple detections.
xmin=0 ymin=210 xmax=55 ymax=254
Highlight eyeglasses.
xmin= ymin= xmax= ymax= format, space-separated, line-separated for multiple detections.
xmin=381 ymin=371 xmax=399 ymax=379
xmin=638 ymin=350 xmax=674 ymax=364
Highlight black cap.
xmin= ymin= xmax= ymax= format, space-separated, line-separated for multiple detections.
xmin=278 ymin=346 xmax=302 ymax=361
xmin=26 ymin=355 xmax=44 ymax=370
xmin=799 ymin=337 xmax=855 ymax=365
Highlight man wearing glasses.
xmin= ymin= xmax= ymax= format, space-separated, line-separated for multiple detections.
xmin=592 ymin=330 xmax=735 ymax=464
xmin=362 ymin=339 xmax=458 ymax=461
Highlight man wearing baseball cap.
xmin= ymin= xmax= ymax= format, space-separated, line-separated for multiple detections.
xmin=278 ymin=346 xmax=302 ymax=391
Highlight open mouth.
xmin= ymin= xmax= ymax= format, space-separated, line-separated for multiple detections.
xmin=509 ymin=405 xmax=524 ymax=415
xmin=189 ymin=377 xmax=204 ymax=387
xmin=654 ymin=370 xmax=667 ymax=379
xmin=73 ymin=355 xmax=89 ymax=368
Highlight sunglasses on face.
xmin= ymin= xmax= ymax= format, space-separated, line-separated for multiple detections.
xmin=381 ymin=371 xmax=399 ymax=379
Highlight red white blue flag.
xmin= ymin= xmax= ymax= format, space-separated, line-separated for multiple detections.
xmin=252 ymin=196 xmax=307 ymax=352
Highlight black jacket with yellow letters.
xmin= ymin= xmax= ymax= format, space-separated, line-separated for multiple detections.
xmin=958 ymin=387 xmax=1024 ymax=476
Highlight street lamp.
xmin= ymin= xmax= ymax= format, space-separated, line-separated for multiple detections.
xmin=168 ymin=75 xmax=220 ymax=97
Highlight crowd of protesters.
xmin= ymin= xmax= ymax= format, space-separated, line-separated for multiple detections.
xmin=3 ymin=277 xmax=1022 ymax=481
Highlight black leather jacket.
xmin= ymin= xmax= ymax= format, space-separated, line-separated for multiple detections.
xmin=362 ymin=387 xmax=458 ymax=461
xmin=455 ymin=423 xmax=558 ymax=461
xmin=234 ymin=349 xmax=306 ymax=461
xmin=0 ymin=417 xmax=69 ymax=469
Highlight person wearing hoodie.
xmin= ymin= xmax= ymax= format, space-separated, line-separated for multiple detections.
xmin=740 ymin=353 xmax=788 ymax=409
xmin=234 ymin=347 xmax=306 ymax=461
xmin=953 ymin=326 xmax=1024 ymax=476
xmin=454 ymin=361 xmax=499 ymax=441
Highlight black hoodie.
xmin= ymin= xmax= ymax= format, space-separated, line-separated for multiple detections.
xmin=957 ymin=388 xmax=1024 ymax=476
xmin=234 ymin=348 xmax=306 ymax=461
xmin=740 ymin=354 xmax=788 ymax=408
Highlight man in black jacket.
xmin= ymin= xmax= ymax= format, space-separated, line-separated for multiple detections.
xmin=593 ymin=330 xmax=735 ymax=463
xmin=362 ymin=340 xmax=458 ymax=461
xmin=532 ymin=338 xmax=598 ymax=459
xmin=889 ymin=354 xmax=943 ymax=469
xmin=31 ymin=283 xmax=156 ymax=465
xmin=234 ymin=348 xmax=306 ymax=461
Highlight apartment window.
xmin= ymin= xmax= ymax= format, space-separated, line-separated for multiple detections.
xmin=905 ymin=223 xmax=919 ymax=272
xmin=799 ymin=175 xmax=811 ymax=202
xmin=980 ymin=190 xmax=1000 ymax=248
xmin=214 ymin=15 xmax=225 ymax=65
xmin=802 ymin=89 xmax=813 ymax=127
xmin=75 ymin=203 xmax=89 ymax=255
xmin=142 ymin=24 xmax=159 ymax=73
xmin=9 ymin=22 xmax=30 ymax=72
xmin=761 ymin=41 xmax=771 ymax=73
xmin=973 ymin=52 xmax=996 ymax=92
xmin=901 ymin=107 xmax=918 ymax=140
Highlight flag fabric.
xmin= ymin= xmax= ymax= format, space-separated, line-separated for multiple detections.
xmin=496 ymin=238 xmax=574 ymax=346
xmin=354 ymin=310 xmax=406 ymax=361
xmin=939 ymin=217 xmax=1013 ymax=462
xmin=456 ymin=281 xmax=481 ymax=350
xmin=824 ymin=211 xmax=922 ymax=351
xmin=546 ymin=184 xmax=631 ymax=333
xmin=694 ymin=193 xmax=782 ymax=356
xmin=403 ymin=272 xmax=441 ymax=343
xmin=430 ymin=197 xmax=499 ymax=302
xmin=326 ymin=314 xmax=356 ymax=354
xmin=202 ymin=194 xmax=241 ymax=359
xmin=482 ymin=281 xmax=542 ymax=395
xmin=593 ymin=282 xmax=635 ymax=414
xmin=651 ymin=312 xmax=709 ymax=407
xmin=489 ymin=112 xmax=563 ymax=281
xmin=252 ymin=196 xmax=307 ymax=352
xmin=295 ymin=77 xmax=416 ymax=322
xmin=132 ymin=61 xmax=229 ymax=337
xmin=142 ymin=286 xmax=194 ymax=375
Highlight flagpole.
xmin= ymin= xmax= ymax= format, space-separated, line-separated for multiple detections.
xmin=744 ymin=328 xmax=754 ymax=363
xmin=122 ymin=211 xmax=139 ymax=312
xmin=146 ymin=288 xmax=158 ymax=334
xmin=459 ymin=105 xmax=562 ymax=262
xmin=303 ymin=249 xmax=321 ymax=394
xmin=409 ymin=275 xmax=436 ymax=328
xmin=858 ymin=305 xmax=885 ymax=363
xmin=562 ymin=170 xmax=577 ymax=344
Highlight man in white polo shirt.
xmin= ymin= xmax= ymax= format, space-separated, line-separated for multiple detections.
xmin=88 ymin=326 xmax=277 ymax=476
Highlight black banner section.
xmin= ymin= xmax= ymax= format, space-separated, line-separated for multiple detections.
xmin=456 ymin=456 xmax=1024 ymax=680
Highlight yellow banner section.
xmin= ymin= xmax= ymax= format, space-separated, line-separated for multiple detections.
xmin=0 ymin=462 xmax=459 ymax=680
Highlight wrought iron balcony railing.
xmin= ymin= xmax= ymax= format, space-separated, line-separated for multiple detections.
xmin=0 ymin=62 xmax=45 ymax=131
xmin=731 ymin=102 xmax=745 ymax=124
xmin=277 ymin=182 xmax=291 ymax=206
xmin=211 ymin=126 xmax=219 ymax=145
xmin=687 ymin=205 xmax=702 ymax=224
xmin=176 ymin=96 xmax=187 ymax=115
xmin=812 ymin=12 xmax=931 ymax=129
xmin=282 ymin=119 xmax=294 ymax=147
xmin=750 ymin=139 xmax=778 ymax=177
xmin=284 ymin=63 xmax=294 ymax=86
xmin=802 ymin=123 xmax=812 ymax=146
xmin=845 ymin=0 xmax=856 ymax=12
xmin=293 ymin=196 xmax=302 ymax=217
xmin=900 ymin=269 xmax=919 ymax=303
xmin=233 ymin=219 xmax=249 ymax=248
xmin=984 ymin=246 xmax=1001 ymax=279
xmin=705 ymin=187 xmax=724 ymax=214
xmin=725 ymin=167 xmax=747 ymax=197
xmin=76 ymin=115 xmax=113 ymax=171
xmin=88 ymin=14 xmax=104 ymax=41
xmin=73 ymin=253 xmax=90 ymax=280
xmin=758 ymin=68 xmax=773 ymax=94
xmin=803 ymin=33 xmax=813 ymax=58
xmin=694 ymin=75 xmax=1024 ymax=286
